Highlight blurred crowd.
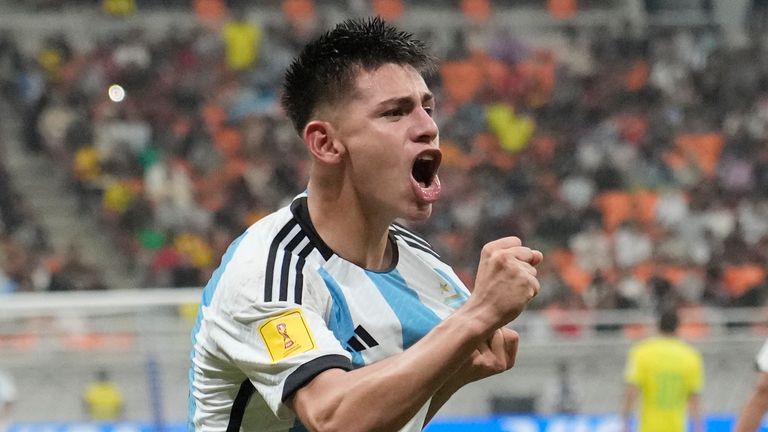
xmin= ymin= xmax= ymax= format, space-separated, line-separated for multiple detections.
xmin=0 ymin=2 xmax=766 ymax=319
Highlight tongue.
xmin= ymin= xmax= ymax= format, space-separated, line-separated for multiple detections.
xmin=413 ymin=175 xmax=441 ymax=204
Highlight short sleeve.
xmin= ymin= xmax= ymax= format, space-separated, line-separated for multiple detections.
xmin=624 ymin=346 xmax=640 ymax=385
xmin=205 ymin=263 xmax=352 ymax=420
xmin=688 ymin=350 xmax=704 ymax=394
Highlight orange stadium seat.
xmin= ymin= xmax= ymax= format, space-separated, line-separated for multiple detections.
xmin=194 ymin=0 xmax=227 ymax=29
xmin=623 ymin=322 xmax=651 ymax=340
xmin=660 ymin=265 xmax=692 ymax=287
xmin=440 ymin=61 xmax=484 ymax=106
xmin=723 ymin=264 xmax=766 ymax=298
xmin=616 ymin=112 xmax=649 ymax=144
xmin=674 ymin=132 xmax=725 ymax=179
xmin=595 ymin=191 xmax=634 ymax=232
xmin=633 ymin=190 xmax=658 ymax=227
xmin=548 ymin=248 xmax=594 ymax=296
xmin=460 ymin=0 xmax=491 ymax=23
xmin=624 ymin=60 xmax=650 ymax=92
xmin=560 ymin=262 xmax=592 ymax=295
xmin=631 ymin=261 xmax=655 ymax=282
xmin=372 ymin=0 xmax=405 ymax=21
xmin=203 ymin=103 xmax=227 ymax=133
xmin=548 ymin=0 xmax=578 ymax=19
xmin=282 ymin=0 xmax=316 ymax=25
xmin=215 ymin=127 xmax=243 ymax=158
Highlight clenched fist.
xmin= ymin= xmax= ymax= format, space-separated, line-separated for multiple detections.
xmin=469 ymin=237 xmax=543 ymax=329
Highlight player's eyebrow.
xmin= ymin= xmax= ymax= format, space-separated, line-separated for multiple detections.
xmin=376 ymin=92 xmax=435 ymax=108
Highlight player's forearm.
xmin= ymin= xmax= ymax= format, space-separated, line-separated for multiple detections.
xmin=735 ymin=401 xmax=768 ymax=432
xmin=688 ymin=394 xmax=703 ymax=432
xmin=292 ymin=307 xmax=495 ymax=432
xmin=423 ymin=371 xmax=465 ymax=426
xmin=734 ymin=379 xmax=768 ymax=432
xmin=622 ymin=385 xmax=638 ymax=431
xmin=735 ymin=372 xmax=768 ymax=432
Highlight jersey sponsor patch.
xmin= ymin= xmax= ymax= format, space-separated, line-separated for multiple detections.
xmin=259 ymin=309 xmax=317 ymax=362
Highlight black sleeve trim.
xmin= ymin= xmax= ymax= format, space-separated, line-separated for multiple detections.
xmin=281 ymin=354 xmax=353 ymax=402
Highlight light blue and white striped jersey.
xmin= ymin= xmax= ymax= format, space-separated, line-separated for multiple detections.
xmin=188 ymin=194 xmax=470 ymax=432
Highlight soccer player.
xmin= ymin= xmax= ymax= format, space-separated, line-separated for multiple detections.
xmin=622 ymin=309 xmax=704 ymax=432
xmin=187 ymin=17 xmax=543 ymax=432
xmin=733 ymin=339 xmax=768 ymax=432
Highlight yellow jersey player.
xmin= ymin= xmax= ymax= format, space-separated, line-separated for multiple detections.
xmin=622 ymin=309 xmax=704 ymax=432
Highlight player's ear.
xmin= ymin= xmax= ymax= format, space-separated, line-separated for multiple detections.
xmin=304 ymin=120 xmax=345 ymax=164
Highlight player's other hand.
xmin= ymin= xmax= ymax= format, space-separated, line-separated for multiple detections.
xmin=470 ymin=237 xmax=543 ymax=328
xmin=468 ymin=327 xmax=519 ymax=381
xmin=443 ymin=327 xmax=520 ymax=390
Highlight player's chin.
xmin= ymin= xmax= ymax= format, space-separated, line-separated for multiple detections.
xmin=403 ymin=203 xmax=433 ymax=221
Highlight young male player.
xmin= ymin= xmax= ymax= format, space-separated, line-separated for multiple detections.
xmin=188 ymin=17 xmax=543 ymax=431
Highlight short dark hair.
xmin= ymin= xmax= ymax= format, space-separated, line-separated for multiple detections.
xmin=282 ymin=16 xmax=436 ymax=134
xmin=658 ymin=308 xmax=680 ymax=334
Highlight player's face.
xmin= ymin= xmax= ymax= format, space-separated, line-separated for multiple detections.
xmin=332 ymin=64 xmax=441 ymax=222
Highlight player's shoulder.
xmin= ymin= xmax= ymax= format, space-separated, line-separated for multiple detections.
xmin=678 ymin=339 xmax=703 ymax=360
xmin=229 ymin=204 xmax=298 ymax=261
xmin=632 ymin=336 xmax=668 ymax=355
xmin=211 ymin=201 xmax=302 ymax=286
xmin=215 ymin=195 xmax=333 ymax=305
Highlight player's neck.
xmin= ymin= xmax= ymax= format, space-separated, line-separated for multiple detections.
xmin=306 ymin=184 xmax=394 ymax=271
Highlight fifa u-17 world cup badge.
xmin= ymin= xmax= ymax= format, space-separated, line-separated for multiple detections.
xmin=260 ymin=309 xmax=316 ymax=362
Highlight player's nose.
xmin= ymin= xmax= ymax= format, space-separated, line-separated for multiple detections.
xmin=411 ymin=106 xmax=438 ymax=145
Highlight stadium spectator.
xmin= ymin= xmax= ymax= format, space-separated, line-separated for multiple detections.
xmin=188 ymin=17 xmax=542 ymax=431
xmin=221 ymin=8 xmax=263 ymax=72
xmin=622 ymin=308 xmax=704 ymax=432
xmin=734 ymin=338 xmax=768 ymax=432
xmin=83 ymin=369 xmax=124 ymax=421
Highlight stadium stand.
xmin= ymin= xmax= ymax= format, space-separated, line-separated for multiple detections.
xmin=0 ymin=0 xmax=767 ymax=425
xmin=1 ymin=0 xmax=765 ymax=308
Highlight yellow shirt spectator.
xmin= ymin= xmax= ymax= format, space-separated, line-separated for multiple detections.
xmin=102 ymin=0 xmax=136 ymax=16
xmin=74 ymin=146 xmax=101 ymax=182
xmin=623 ymin=310 xmax=704 ymax=432
xmin=102 ymin=180 xmax=137 ymax=214
xmin=83 ymin=370 xmax=123 ymax=421
xmin=174 ymin=232 xmax=214 ymax=269
xmin=222 ymin=19 xmax=262 ymax=71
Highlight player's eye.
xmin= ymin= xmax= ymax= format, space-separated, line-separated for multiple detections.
xmin=383 ymin=108 xmax=406 ymax=118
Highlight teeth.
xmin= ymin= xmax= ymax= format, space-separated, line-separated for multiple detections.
xmin=418 ymin=154 xmax=434 ymax=161
xmin=419 ymin=181 xmax=427 ymax=188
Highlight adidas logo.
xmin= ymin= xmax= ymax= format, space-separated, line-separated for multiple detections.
xmin=346 ymin=325 xmax=379 ymax=352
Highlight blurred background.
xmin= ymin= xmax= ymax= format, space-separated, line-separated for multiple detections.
xmin=0 ymin=0 xmax=767 ymax=430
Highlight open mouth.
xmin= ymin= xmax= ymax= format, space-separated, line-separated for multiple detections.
xmin=411 ymin=150 xmax=442 ymax=188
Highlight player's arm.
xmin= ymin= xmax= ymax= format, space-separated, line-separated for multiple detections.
xmin=734 ymin=371 xmax=768 ymax=432
xmin=288 ymin=237 xmax=542 ymax=432
xmin=687 ymin=392 xmax=703 ymax=432
xmin=423 ymin=327 xmax=520 ymax=426
xmin=622 ymin=384 xmax=639 ymax=432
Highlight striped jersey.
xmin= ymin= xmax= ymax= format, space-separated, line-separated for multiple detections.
xmin=188 ymin=194 xmax=470 ymax=431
